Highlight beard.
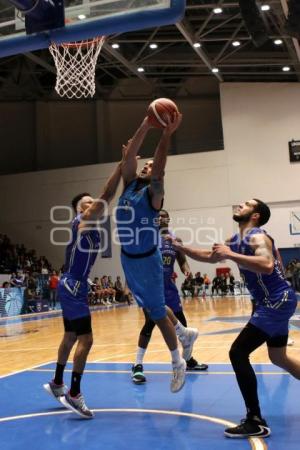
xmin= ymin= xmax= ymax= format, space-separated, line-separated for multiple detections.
xmin=233 ymin=211 xmax=253 ymax=223
xmin=137 ymin=176 xmax=150 ymax=185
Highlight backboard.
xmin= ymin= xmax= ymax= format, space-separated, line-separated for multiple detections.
xmin=0 ymin=0 xmax=186 ymax=57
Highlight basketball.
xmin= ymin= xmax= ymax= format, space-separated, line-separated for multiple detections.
xmin=147 ymin=98 xmax=179 ymax=128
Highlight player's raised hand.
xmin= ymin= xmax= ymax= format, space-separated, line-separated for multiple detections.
xmin=163 ymin=112 xmax=182 ymax=134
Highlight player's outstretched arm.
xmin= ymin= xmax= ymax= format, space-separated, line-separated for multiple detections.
xmin=121 ymin=117 xmax=152 ymax=186
xmin=167 ymin=236 xmax=217 ymax=263
xmin=175 ymin=238 xmax=191 ymax=276
xmin=149 ymin=112 xmax=182 ymax=210
xmin=212 ymin=234 xmax=274 ymax=274
xmin=79 ymin=162 xmax=122 ymax=225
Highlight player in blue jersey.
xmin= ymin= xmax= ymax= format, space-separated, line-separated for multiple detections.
xmin=169 ymin=199 xmax=300 ymax=438
xmin=116 ymin=115 xmax=198 ymax=393
xmin=44 ymin=162 xmax=122 ymax=418
xmin=131 ymin=209 xmax=208 ymax=384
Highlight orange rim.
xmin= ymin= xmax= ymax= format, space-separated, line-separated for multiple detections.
xmin=51 ymin=36 xmax=105 ymax=49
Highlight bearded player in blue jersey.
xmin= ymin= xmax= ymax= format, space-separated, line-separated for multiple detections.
xmin=170 ymin=199 xmax=300 ymax=438
xmin=116 ymin=114 xmax=198 ymax=393
xmin=44 ymin=162 xmax=122 ymax=419
xmin=131 ymin=209 xmax=208 ymax=384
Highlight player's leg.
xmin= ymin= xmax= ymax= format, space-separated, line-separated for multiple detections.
xmin=268 ymin=339 xmax=300 ymax=378
xmin=122 ymin=252 xmax=187 ymax=392
xmin=174 ymin=310 xmax=208 ymax=371
xmin=224 ymin=323 xmax=271 ymax=438
xmin=132 ymin=308 xmax=156 ymax=384
xmin=60 ymin=316 xmax=94 ymax=419
xmin=43 ymin=323 xmax=77 ymax=400
xmin=154 ymin=312 xmax=187 ymax=390
xmin=166 ymin=306 xmax=198 ymax=362
xmin=144 ymin=305 xmax=187 ymax=393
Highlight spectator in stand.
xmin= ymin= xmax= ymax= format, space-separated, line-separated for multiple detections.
xmin=27 ymin=274 xmax=37 ymax=290
xmin=114 ymin=276 xmax=124 ymax=302
xmin=24 ymin=282 xmax=40 ymax=313
xmin=49 ymin=270 xmax=60 ymax=310
xmin=89 ymin=277 xmax=98 ymax=305
xmin=101 ymin=275 xmax=115 ymax=304
xmin=219 ymin=274 xmax=227 ymax=296
xmin=99 ymin=277 xmax=110 ymax=305
xmin=227 ymin=271 xmax=235 ymax=295
xmin=285 ymin=263 xmax=294 ymax=286
xmin=10 ymin=271 xmax=24 ymax=288
xmin=123 ymin=281 xmax=133 ymax=305
xmin=211 ymin=275 xmax=221 ymax=297
xmin=294 ymin=261 xmax=300 ymax=292
xmin=181 ymin=273 xmax=194 ymax=298
xmin=109 ymin=276 xmax=117 ymax=303
xmin=203 ymin=274 xmax=211 ymax=298
xmin=23 ymin=272 xmax=30 ymax=287
xmin=0 ymin=232 xmax=53 ymax=277
xmin=193 ymin=272 xmax=204 ymax=297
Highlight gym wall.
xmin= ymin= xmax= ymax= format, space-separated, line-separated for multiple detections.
xmin=0 ymin=82 xmax=299 ymax=283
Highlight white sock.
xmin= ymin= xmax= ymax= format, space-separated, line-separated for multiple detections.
xmin=136 ymin=347 xmax=146 ymax=365
xmin=174 ymin=320 xmax=186 ymax=336
xmin=171 ymin=348 xmax=181 ymax=366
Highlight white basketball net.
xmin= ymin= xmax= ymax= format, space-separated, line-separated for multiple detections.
xmin=49 ymin=36 xmax=105 ymax=99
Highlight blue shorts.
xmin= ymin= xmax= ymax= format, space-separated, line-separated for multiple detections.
xmin=164 ymin=280 xmax=182 ymax=313
xmin=58 ymin=276 xmax=90 ymax=321
xmin=121 ymin=249 xmax=166 ymax=321
xmin=250 ymin=291 xmax=297 ymax=337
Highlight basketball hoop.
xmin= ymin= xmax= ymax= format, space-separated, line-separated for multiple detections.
xmin=49 ymin=36 xmax=105 ymax=99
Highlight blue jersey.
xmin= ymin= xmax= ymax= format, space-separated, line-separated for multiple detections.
xmin=229 ymin=227 xmax=294 ymax=306
xmin=63 ymin=214 xmax=101 ymax=281
xmin=116 ymin=179 xmax=159 ymax=255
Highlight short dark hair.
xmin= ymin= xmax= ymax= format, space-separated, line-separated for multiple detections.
xmin=71 ymin=192 xmax=91 ymax=213
xmin=252 ymin=199 xmax=271 ymax=226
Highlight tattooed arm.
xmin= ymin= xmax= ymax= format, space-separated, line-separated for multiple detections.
xmin=212 ymin=234 xmax=274 ymax=274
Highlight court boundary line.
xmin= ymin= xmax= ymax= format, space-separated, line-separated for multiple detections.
xmin=0 ymin=361 xmax=55 ymax=379
xmin=0 ymin=303 xmax=132 ymax=324
xmin=0 ymin=408 xmax=267 ymax=449
xmin=30 ymin=368 xmax=289 ymax=376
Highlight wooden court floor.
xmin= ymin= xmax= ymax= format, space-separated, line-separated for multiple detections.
xmin=1 ymin=295 xmax=299 ymax=376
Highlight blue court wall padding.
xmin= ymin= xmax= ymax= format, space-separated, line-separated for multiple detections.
xmin=0 ymin=0 xmax=186 ymax=57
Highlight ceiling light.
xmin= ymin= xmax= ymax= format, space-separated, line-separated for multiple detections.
xmin=232 ymin=41 xmax=241 ymax=47
xmin=213 ymin=8 xmax=223 ymax=14
xmin=193 ymin=42 xmax=201 ymax=48
xmin=274 ymin=39 xmax=283 ymax=45
xmin=261 ymin=4 xmax=271 ymax=11
xmin=149 ymin=43 xmax=158 ymax=49
xmin=77 ymin=14 xmax=86 ymax=20
xmin=212 ymin=68 xmax=219 ymax=73
xmin=111 ymin=43 xmax=120 ymax=49
xmin=137 ymin=67 xmax=145 ymax=72
xmin=282 ymin=66 xmax=291 ymax=72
